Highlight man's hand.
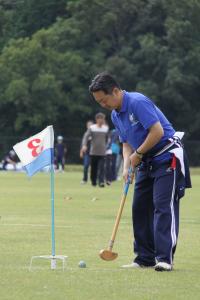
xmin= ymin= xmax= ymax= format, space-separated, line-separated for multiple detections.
xmin=82 ymin=145 xmax=87 ymax=154
xmin=122 ymin=143 xmax=135 ymax=183
xmin=122 ymin=167 xmax=134 ymax=184
xmin=80 ymin=149 xmax=83 ymax=158
xmin=130 ymin=152 xmax=142 ymax=169
xmin=80 ymin=145 xmax=87 ymax=158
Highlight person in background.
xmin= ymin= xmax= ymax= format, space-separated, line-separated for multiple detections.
xmin=105 ymin=128 xmax=120 ymax=184
xmin=81 ymin=112 xmax=109 ymax=187
xmin=110 ymin=128 xmax=121 ymax=181
xmin=80 ymin=120 xmax=93 ymax=184
xmin=116 ymin=143 xmax=123 ymax=180
xmin=105 ymin=132 xmax=113 ymax=185
xmin=55 ymin=136 xmax=67 ymax=172
xmin=2 ymin=150 xmax=18 ymax=170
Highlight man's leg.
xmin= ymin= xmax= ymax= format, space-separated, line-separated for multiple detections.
xmin=86 ymin=154 xmax=91 ymax=181
xmin=111 ymin=154 xmax=117 ymax=181
xmin=105 ymin=155 xmax=112 ymax=183
xmin=83 ymin=153 xmax=90 ymax=182
xmin=132 ymin=170 xmax=155 ymax=267
xmin=153 ymin=167 xmax=181 ymax=268
xmin=116 ymin=154 xmax=123 ymax=180
xmin=98 ymin=156 xmax=105 ymax=186
xmin=90 ymin=155 xmax=98 ymax=186
xmin=57 ymin=156 xmax=62 ymax=171
xmin=172 ymin=197 xmax=180 ymax=261
xmin=61 ymin=157 xmax=65 ymax=171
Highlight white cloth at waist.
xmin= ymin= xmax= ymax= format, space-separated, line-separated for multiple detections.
xmin=169 ymin=132 xmax=185 ymax=177
xmin=154 ymin=131 xmax=185 ymax=177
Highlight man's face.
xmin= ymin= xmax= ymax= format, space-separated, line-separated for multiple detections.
xmin=92 ymin=88 xmax=121 ymax=110
xmin=96 ymin=117 xmax=105 ymax=126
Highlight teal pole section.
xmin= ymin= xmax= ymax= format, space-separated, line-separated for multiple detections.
xmin=50 ymin=155 xmax=55 ymax=257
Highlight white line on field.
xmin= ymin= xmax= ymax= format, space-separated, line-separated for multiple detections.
xmin=0 ymin=220 xmax=129 ymax=227
xmin=24 ymin=266 xmax=130 ymax=272
xmin=0 ymin=223 xmax=73 ymax=228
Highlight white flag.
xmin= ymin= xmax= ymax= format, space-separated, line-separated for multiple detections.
xmin=13 ymin=125 xmax=54 ymax=176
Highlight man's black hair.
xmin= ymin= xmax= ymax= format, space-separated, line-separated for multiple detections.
xmin=89 ymin=72 xmax=121 ymax=95
xmin=95 ymin=112 xmax=105 ymax=119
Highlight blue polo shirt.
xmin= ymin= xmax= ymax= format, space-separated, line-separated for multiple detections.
xmin=111 ymin=91 xmax=175 ymax=161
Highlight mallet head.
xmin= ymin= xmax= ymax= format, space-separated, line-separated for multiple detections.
xmin=99 ymin=249 xmax=118 ymax=261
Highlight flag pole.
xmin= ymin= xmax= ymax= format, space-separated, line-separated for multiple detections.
xmin=14 ymin=125 xmax=68 ymax=271
xmin=50 ymin=150 xmax=56 ymax=269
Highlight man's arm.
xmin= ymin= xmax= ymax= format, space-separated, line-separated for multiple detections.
xmin=81 ymin=129 xmax=91 ymax=154
xmin=130 ymin=121 xmax=164 ymax=167
xmin=122 ymin=142 xmax=133 ymax=182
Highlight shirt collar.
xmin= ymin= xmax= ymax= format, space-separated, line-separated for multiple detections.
xmin=115 ymin=91 xmax=128 ymax=114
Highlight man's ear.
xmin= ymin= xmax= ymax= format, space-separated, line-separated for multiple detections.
xmin=112 ymin=87 xmax=119 ymax=95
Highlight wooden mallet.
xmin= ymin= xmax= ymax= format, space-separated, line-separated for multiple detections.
xmin=99 ymin=167 xmax=134 ymax=261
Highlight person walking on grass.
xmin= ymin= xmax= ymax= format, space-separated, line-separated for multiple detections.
xmin=89 ymin=72 xmax=191 ymax=271
xmin=55 ymin=136 xmax=67 ymax=172
xmin=105 ymin=128 xmax=120 ymax=184
xmin=81 ymin=112 xmax=109 ymax=187
xmin=80 ymin=120 xmax=93 ymax=184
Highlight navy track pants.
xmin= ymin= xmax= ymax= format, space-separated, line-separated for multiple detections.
xmin=132 ymin=161 xmax=184 ymax=266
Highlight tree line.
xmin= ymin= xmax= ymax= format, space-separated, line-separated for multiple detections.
xmin=0 ymin=0 xmax=199 ymax=163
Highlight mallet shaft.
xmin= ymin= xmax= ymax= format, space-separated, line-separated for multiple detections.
xmin=109 ymin=193 xmax=128 ymax=250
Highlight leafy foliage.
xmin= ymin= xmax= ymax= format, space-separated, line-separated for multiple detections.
xmin=0 ymin=0 xmax=199 ymax=142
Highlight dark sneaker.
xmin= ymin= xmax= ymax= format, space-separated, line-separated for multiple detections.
xmin=99 ymin=183 xmax=105 ymax=187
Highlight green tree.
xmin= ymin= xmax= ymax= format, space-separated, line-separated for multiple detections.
xmin=160 ymin=0 xmax=200 ymax=139
xmin=0 ymin=5 xmax=13 ymax=50
xmin=13 ymin=0 xmax=69 ymax=38
xmin=0 ymin=0 xmax=199 ymax=147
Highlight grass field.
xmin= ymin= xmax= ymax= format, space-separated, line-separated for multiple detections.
xmin=0 ymin=168 xmax=200 ymax=300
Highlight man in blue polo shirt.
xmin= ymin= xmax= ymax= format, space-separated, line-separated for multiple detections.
xmin=89 ymin=72 xmax=191 ymax=272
